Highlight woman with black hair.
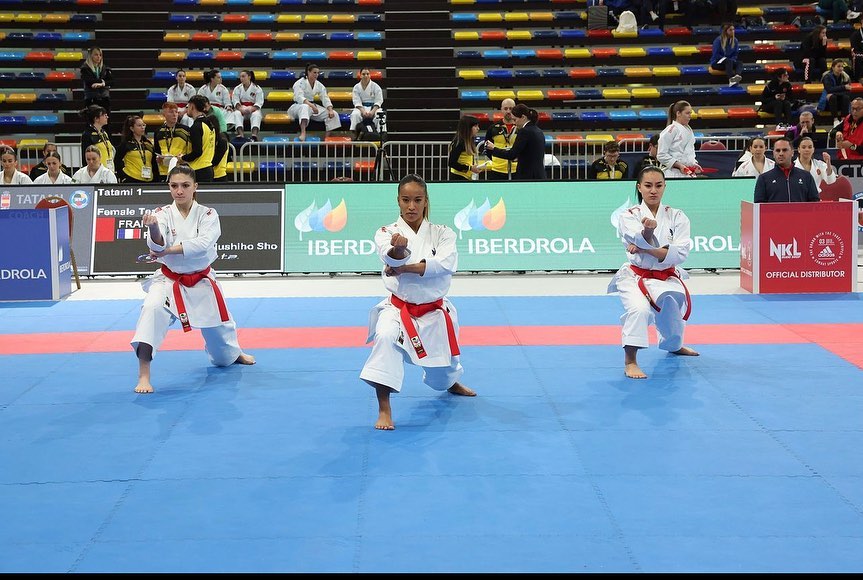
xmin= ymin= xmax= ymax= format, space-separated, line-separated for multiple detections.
xmin=116 ymin=115 xmax=159 ymax=183
xmin=483 ymin=104 xmax=546 ymax=180
xmin=448 ymin=115 xmax=486 ymax=180
xmin=80 ymin=104 xmax=116 ymax=172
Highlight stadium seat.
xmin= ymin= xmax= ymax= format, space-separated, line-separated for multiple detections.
xmin=631 ymin=87 xmax=661 ymax=98
xmin=638 ymin=109 xmax=667 ymax=120
xmin=488 ymin=69 xmax=515 ymax=79
xmin=489 ymin=90 xmax=517 ymax=100
xmin=609 ymin=110 xmax=638 ymax=120
xmin=28 ymin=115 xmax=59 ymax=126
xmin=579 ymin=111 xmax=610 ymax=122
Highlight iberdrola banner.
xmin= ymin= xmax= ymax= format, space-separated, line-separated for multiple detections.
xmin=283 ymin=178 xmax=755 ymax=273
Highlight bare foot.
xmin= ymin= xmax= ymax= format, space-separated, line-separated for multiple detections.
xmin=298 ymin=133 xmax=306 ymax=142
xmin=672 ymin=346 xmax=700 ymax=356
xmin=134 ymin=382 xmax=154 ymax=394
xmin=375 ymin=410 xmax=395 ymax=430
xmin=448 ymin=382 xmax=476 ymax=396
xmin=625 ymin=362 xmax=647 ymax=379
xmin=234 ymin=353 xmax=256 ymax=365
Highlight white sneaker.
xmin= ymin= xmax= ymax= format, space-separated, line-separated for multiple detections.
xmin=834 ymin=118 xmax=843 ymax=127
xmin=650 ymin=10 xmax=659 ymax=21
xmin=847 ymin=10 xmax=861 ymax=20
xmin=729 ymin=74 xmax=742 ymax=85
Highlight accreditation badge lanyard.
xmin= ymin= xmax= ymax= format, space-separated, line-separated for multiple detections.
xmin=137 ymin=140 xmax=152 ymax=180
xmin=99 ymin=129 xmax=115 ymax=172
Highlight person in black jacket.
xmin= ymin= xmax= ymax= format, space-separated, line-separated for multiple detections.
xmin=484 ymin=104 xmax=546 ymax=180
xmin=760 ymin=68 xmax=794 ymax=129
xmin=80 ymin=47 xmax=113 ymax=111
xmin=754 ymin=137 xmax=820 ymax=203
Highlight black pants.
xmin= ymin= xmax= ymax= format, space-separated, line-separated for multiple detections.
xmin=190 ymin=165 xmax=214 ymax=183
xmin=486 ymin=170 xmax=510 ymax=181
xmin=764 ymin=99 xmax=793 ymax=125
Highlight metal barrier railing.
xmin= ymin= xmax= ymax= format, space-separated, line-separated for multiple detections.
xmin=237 ymin=140 xmax=379 ymax=183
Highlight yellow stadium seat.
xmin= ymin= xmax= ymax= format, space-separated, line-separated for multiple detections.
xmin=451 ymin=0 xmax=475 ymax=3
xmin=143 ymin=114 xmax=165 ymax=126
xmin=0 ymin=94 xmax=5 ymax=103
xmin=357 ymin=51 xmax=383 ymax=60
xmin=275 ymin=32 xmax=301 ymax=42
xmin=746 ymin=84 xmax=764 ymax=96
xmin=632 ymin=87 xmax=661 ymax=98
xmin=507 ymin=30 xmax=532 ymax=40
xmin=613 ymin=30 xmax=638 ymax=39
xmin=565 ymin=48 xmax=591 ymax=59
xmin=305 ymin=14 xmax=329 ymax=24
xmin=696 ymin=108 xmax=727 ymax=119
xmin=477 ymin=13 xmax=503 ymax=22
xmin=803 ymin=83 xmax=824 ymax=94
xmin=7 ymin=93 xmax=37 ymax=103
xmin=603 ymin=88 xmax=630 ymax=99
xmin=15 ymin=14 xmax=42 ymax=23
xmin=277 ymin=15 xmax=302 ymax=23
xmin=505 ymin=12 xmax=529 ymax=21
xmin=253 ymin=70 xmax=268 ymax=81
xmin=252 ymin=0 xmax=278 ymax=5
xmin=55 ymin=52 xmax=84 ymax=62
xmin=159 ymin=52 xmax=187 ymax=62
xmin=454 ymin=31 xmax=480 ymax=41
xmin=653 ymin=66 xmax=681 ymax=76
xmin=458 ymin=70 xmax=486 ymax=80
xmin=331 ymin=15 xmax=355 ymax=23
xmin=672 ymin=46 xmax=700 ymax=56
xmin=737 ymin=6 xmax=763 ymax=16
xmin=200 ymin=0 xmax=225 ymax=4
xmin=220 ymin=32 xmax=245 ymax=42
xmin=529 ymin=12 xmax=554 ymax=21
xmin=264 ymin=113 xmax=293 ymax=124
xmin=267 ymin=91 xmax=294 ymax=102
xmin=226 ymin=161 xmax=256 ymax=174
xmin=164 ymin=32 xmax=190 ymax=42
xmin=583 ymin=133 xmax=615 ymax=143
xmin=489 ymin=90 xmax=516 ymax=101
xmin=0 ymin=14 xmax=13 ymax=23
xmin=516 ymin=89 xmax=544 ymax=100
xmin=619 ymin=47 xmax=646 ymax=57
xmin=328 ymin=91 xmax=353 ymax=101
xmin=19 ymin=138 xmax=48 ymax=149
xmin=43 ymin=14 xmax=70 ymax=24
xmin=625 ymin=67 xmax=652 ymax=77
xmin=185 ymin=70 xmax=204 ymax=82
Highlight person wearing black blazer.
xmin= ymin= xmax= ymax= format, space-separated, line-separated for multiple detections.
xmin=484 ymin=104 xmax=546 ymax=180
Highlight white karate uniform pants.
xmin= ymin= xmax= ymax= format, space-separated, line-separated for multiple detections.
xmin=288 ymin=103 xmax=342 ymax=131
xmin=231 ymin=108 xmax=262 ymax=131
xmin=617 ymin=274 xmax=687 ymax=352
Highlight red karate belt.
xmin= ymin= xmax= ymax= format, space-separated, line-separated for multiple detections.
xmin=161 ymin=265 xmax=229 ymax=332
xmin=390 ymin=294 xmax=460 ymax=359
xmin=629 ymin=264 xmax=692 ymax=321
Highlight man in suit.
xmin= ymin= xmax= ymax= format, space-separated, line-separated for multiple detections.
xmin=484 ymin=103 xmax=546 ymax=180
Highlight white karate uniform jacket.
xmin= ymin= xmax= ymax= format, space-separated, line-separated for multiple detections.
xmin=197 ymin=83 xmax=232 ymax=111
xmin=365 ymin=217 xmax=460 ymax=367
xmin=657 ymin=121 xmax=698 ymax=178
xmin=794 ymin=157 xmax=836 ymax=192
xmin=72 ymin=165 xmax=117 ymax=184
xmin=33 ymin=172 xmax=74 ymax=185
xmin=143 ymin=201 xmax=230 ymax=328
xmin=2 ymin=170 xmax=32 ymax=185
xmin=732 ymin=156 xmax=775 ymax=177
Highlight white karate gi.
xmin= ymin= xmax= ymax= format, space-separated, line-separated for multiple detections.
xmin=197 ymin=83 xmax=233 ymax=113
xmin=657 ymin=121 xmax=698 ymax=178
xmin=167 ymin=83 xmax=197 ymax=127
xmin=360 ymin=217 xmax=464 ymax=393
xmin=349 ymin=79 xmax=384 ymax=132
xmin=72 ymin=165 xmax=117 ymax=184
xmin=794 ymin=157 xmax=836 ymax=192
xmin=230 ymin=82 xmax=264 ymax=131
xmin=2 ymin=170 xmax=32 ymax=185
xmin=607 ymin=202 xmax=692 ymax=352
xmin=130 ymin=201 xmax=241 ymax=366
xmin=732 ymin=156 xmax=775 ymax=177
xmin=287 ymin=77 xmax=342 ymax=131
xmin=33 ymin=172 xmax=74 ymax=185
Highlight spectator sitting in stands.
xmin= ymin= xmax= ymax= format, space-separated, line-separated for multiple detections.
xmin=289 ymin=63 xmax=342 ymax=142
xmin=629 ymin=0 xmax=660 ymax=29
xmin=154 ymin=102 xmax=191 ymax=177
xmin=29 ymin=142 xmax=73 ymax=181
xmin=80 ymin=46 xmax=112 ymax=111
xmin=633 ymin=134 xmax=663 ymax=176
xmin=1 ymin=146 xmax=33 ymax=185
xmin=116 ymin=115 xmax=159 ymax=184
xmin=710 ymin=23 xmax=743 ymax=86
xmin=448 ymin=115 xmax=486 ymax=181
xmin=485 ymin=98 xmax=518 ymax=180
xmin=167 ymin=69 xmax=197 ymax=128
xmin=350 ymin=67 xmax=384 ymax=141
xmin=834 ymin=96 xmax=863 ymax=159
xmin=732 ymin=136 xmax=775 ymax=177
xmin=231 ymin=70 xmax=264 ymax=142
xmin=72 ymin=145 xmax=118 ymax=184
xmin=657 ymin=100 xmax=702 ymax=178
xmin=851 ymin=16 xmax=863 ymax=83
xmin=760 ymin=68 xmax=794 ymax=130
xmin=80 ymin=105 xmax=116 ymax=172
xmin=197 ymin=70 xmax=234 ymax=129
xmin=794 ymin=136 xmax=836 ymax=192
xmin=785 ymin=109 xmax=828 ymax=149
xmin=588 ymin=140 xmax=628 ymax=179
xmin=32 ymin=152 xmax=74 ymax=185
xmin=818 ymin=59 xmax=852 ymax=127
xmin=797 ymin=25 xmax=828 ymax=83
xmin=818 ymin=0 xmax=857 ymax=24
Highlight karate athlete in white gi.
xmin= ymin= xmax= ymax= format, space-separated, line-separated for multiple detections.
xmin=607 ymin=166 xmax=699 ymax=379
xmin=360 ymin=174 xmax=475 ymax=430
xmin=657 ymin=100 xmax=703 ymax=179
xmin=287 ymin=63 xmax=342 ymax=142
xmin=131 ymin=165 xmax=255 ymax=393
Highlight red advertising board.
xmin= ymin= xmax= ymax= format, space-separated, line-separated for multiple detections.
xmin=741 ymin=200 xmax=858 ymax=293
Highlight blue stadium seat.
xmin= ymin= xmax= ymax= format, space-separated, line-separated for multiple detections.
xmin=514 ymin=69 xmax=540 ymax=78
xmin=542 ymin=69 xmax=567 ymax=78
xmin=358 ymin=14 xmax=382 ymax=22
xmin=327 ymin=71 xmax=355 ymax=80
xmin=262 ymin=136 xmax=291 ymax=143
xmin=273 ymin=51 xmax=299 ymax=60
xmin=551 ymin=111 xmax=578 ymax=121
xmin=487 ymin=69 xmax=514 ymax=79
xmin=691 ymin=86 xmax=719 ymax=96
xmin=269 ymin=70 xmax=297 ymax=81
xmin=646 ymin=47 xmax=673 ymax=57
xmin=28 ymin=115 xmax=59 ymax=126
xmin=221 ymin=70 xmax=239 ymax=82
xmin=638 ymin=28 xmax=664 ymax=37
xmin=70 ymin=14 xmax=97 ymax=23
xmin=244 ymin=51 xmax=270 ymax=60
xmin=452 ymin=13 xmax=477 ymax=22
xmin=62 ymin=32 xmax=91 ymax=42
xmin=578 ymin=111 xmax=610 ymax=122
xmin=661 ymin=87 xmax=687 ymax=97
xmin=325 ymin=161 xmax=353 ymax=172
xmin=303 ymin=33 xmax=327 ymax=42
xmin=742 ymin=63 xmax=766 ymax=74
xmin=534 ymin=30 xmax=558 ymax=40
xmin=37 ymin=93 xmax=67 ymax=102
xmin=147 ymin=92 xmax=168 ymax=102
xmin=35 ymin=32 xmax=62 ymax=42
xmin=153 ymin=71 xmax=175 ymax=82
xmin=693 ymin=26 xmax=720 ymax=35
xmin=187 ymin=51 xmax=214 ymax=60
xmin=16 ymin=72 xmax=44 ymax=81
xmin=482 ymin=49 xmax=509 ymax=59
xmin=8 ymin=33 xmax=33 ymax=40
xmin=719 ymin=85 xmax=747 ymax=96
xmin=173 ymin=0 xmax=196 ymax=4
xmin=196 ymin=15 xmax=221 ymax=25
xmin=250 ymin=14 xmax=275 ymax=23
xmin=0 ymin=52 xmax=26 ymax=61
xmin=0 ymin=73 xmax=14 ymax=82
xmin=357 ymin=32 xmax=382 ymax=41
xmin=331 ymin=32 xmax=355 ymax=41
xmin=763 ymin=6 xmax=789 ymax=16
xmin=596 ymin=67 xmax=624 ymax=77
xmin=556 ymin=12 xmax=582 ymax=22
xmin=511 ymin=49 xmax=536 ymax=58
xmin=461 ymin=90 xmax=489 ymax=100
xmin=609 ymin=110 xmax=638 ymax=120
xmin=258 ymin=161 xmax=286 ymax=177
xmin=680 ymin=65 xmax=709 ymax=75
xmin=457 ymin=50 xmax=482 ymax=58
xmin=294 ymin=136 xmax=322 ymax=143
xmin=338 ymin=113 xmax=350 ymax=124
xmin=575 ymin=88 xmax=602 ymax=99
xmin=301 ymin=51 xmax=327 ymax=60
xmin=560 ymin=30 xmax=586 ymax=40
xmin=0 ymin=116 xmax=26 ymax=126
xmin=638 ymin=109 xmax=668 ymax=120
xmin=169 ymin=14 xmax=195 ymax=24
xmin=227 ymin=0 xmax=251 ymax=4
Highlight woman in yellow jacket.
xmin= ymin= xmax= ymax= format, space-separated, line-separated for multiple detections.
xmin=116 ymin=115 xmax=159 ymax=183
xmin=448 ymin=115 xmax=487 ymax=181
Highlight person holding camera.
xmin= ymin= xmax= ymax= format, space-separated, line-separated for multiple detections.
xmin=350 ymin=68 xmax=384 ymax=140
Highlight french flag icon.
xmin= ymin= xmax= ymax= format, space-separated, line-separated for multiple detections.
xmin=116 ymin=229 xmax=142 ymax=240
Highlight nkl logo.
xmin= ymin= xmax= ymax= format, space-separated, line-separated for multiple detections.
xmin=453 ymin=197 xmax=506 ymax=238
xmin=769 ymin=238 xmax=801 ymax=262
xmin=294 ymin=199 xmax=347 ymax=240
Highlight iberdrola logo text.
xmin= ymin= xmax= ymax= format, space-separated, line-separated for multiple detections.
xmin=295 ymin=198 xmax=375 ymax=256
xmin=455 ymin=196 xmax=594 ymax=255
